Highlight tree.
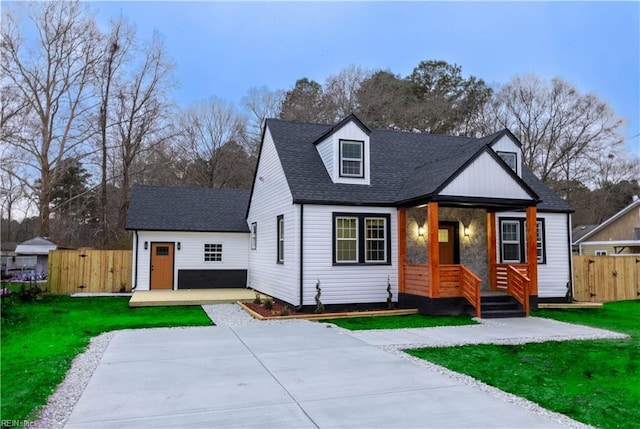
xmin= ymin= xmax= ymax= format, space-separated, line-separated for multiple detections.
xmin=1 ymin=0 xmax=99 ymax=237
xmin=476 ymin=75 xmax=626 ymax=188
xmin=408 ymin=60 xmax=492 ymax=134
xmin=176 ymin=99 xmax=252 ymax=188
xmin=242 ymin=86 xmax=284 ymax=154
xmin=322 ymin=65 xmax=371 ymax=121
xmin=110 ymin=31 xmax=174 ymax=237
xmin=279 ymin=78 xmax=330 ymax=123
xmin=356 ymin=70 xmax=415 ymax=129
xmin=93 ymin=16 xmax=134 ymax=247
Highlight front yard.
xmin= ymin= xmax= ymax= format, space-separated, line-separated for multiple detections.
xmin=407 ymin=300 xmax=640 ymax=429
xmin=0 ymin=294 xmax=211 ymax=423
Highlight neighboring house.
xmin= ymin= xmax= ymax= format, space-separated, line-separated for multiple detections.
xmin=10 ymin=237 xmax=58 ymax=275
xmin=246 ymin=115 xmax=573 ymax=314
xmin=573 ymin=197 xmax=640 ymax=256
xmin=126 ymin=186 xmax=250 ymax=290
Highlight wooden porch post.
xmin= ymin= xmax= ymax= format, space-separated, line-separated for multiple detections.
xmin=398 ymin=208 xmax=406 ymax=294
xmin=487 ymin=211 xmax=497 ymax=290
xmin=427 ymin=202 xmax=440 ymax=297
xmin=526 ymin=206 xmax=538 ymax=296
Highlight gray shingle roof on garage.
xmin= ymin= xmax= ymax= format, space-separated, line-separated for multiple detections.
xmin=266 ymin=118 xmax=571 ymax=212
xmin=126 ymin=185 xmax=250 ymax=232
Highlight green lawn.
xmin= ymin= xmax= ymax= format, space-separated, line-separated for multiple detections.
xmin=320 ymin=313 xmax=477 ymax=330
xmin=1 ymin=295 xmax=212 ymax=423
xmin=407 ymin=300 xmax=640 ymax=429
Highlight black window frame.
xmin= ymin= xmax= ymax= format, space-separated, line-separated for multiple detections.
xmin=332 ymin=212 xmax=391 ymax=265
xmin=339 ymin=139 xmax=365 ymax=178
xmin=497 ymin=151 xmax=518 ymax=174
xmin=276 ymin=215 xmax=284 ymax=264
xmin=498 ymin=217 xmax=546 ymax=264
xmin=250 ymin=222 xmax=257 ymax=250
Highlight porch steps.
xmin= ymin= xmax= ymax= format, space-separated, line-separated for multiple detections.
xmin=480 ymin=294 xmax=526 ymax=318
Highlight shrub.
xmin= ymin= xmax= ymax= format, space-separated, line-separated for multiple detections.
xmin=253 ymin=293 xmax=262 ymax=304
xmin=279 ymin=306 xmax=290 ymax=316
xmin=263 ymin=297 xmax=273 ymax=310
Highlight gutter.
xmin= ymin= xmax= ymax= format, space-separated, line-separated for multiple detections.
xmin=298 ymin=204 xmax=304 ymax=309
xmin=133 ymin=230 xmax=139 ymax=290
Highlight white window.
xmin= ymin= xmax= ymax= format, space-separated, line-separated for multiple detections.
xmin=536 ymin=220 xmax=545 ymax=264
xmin=501 ymin=220 xmax=521 ymax=263
xmin=251 ymin=222 xmax=257 ymax=250
xmin=497 ymin=151 xmax=517 ymax=173
xmin=204 ymin=244 xmax=222 ymax=262
xmin=340 ymin=140 xmax=364 ymax=178
xmin=365 ymin=218 xmax=387 ymax=262
xmin=499 ymin=218 xmax=546 ymax=264
xmin=277 ymin=215 xmax=284 ymax=263
xmin=336 ymin=217 xmax=358 ymax=263
xmin=595 ymin=250 xmax=608 ymax=256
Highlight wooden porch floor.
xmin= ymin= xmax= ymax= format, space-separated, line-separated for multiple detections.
xmin=129 ymin=288 xmax=256 ymax=307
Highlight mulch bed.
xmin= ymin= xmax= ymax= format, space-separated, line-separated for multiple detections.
xmin=244 ymin=301 xmax=300 ymax=318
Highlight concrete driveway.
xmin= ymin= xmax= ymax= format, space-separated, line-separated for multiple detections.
xmin=64 ymin=321 xmax=573 ymax=428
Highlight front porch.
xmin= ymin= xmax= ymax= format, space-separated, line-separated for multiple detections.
xmin=397 ymin=202 xmax=538 ymax=318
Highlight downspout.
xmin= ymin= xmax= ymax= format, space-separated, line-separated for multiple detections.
xmin=566 ymin=213 xmax=574 ymax=302
xmin=133 ymin=230 xmax=139 ymax=291
xmin=298 ymin=204 xmax=304 ymax=309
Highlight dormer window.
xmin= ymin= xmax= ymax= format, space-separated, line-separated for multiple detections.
xmin=497 ymin=151 xmax=517 ymax=173
xmin=340 ymin=140 xmax=364 ymax=178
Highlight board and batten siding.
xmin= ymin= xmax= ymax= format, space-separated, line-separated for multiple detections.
xmin=302 ymin=205 xmax=398 ymax=305
xmin=440 ymin=152 xmax=531 ymax=200
xmin=495 ymin=211 xmax=571 ymax=298
xmin=247 ymin=127 xmax=300 ymax=305
xmin=490 ymin=134 xmax=522 ymax=177
xmin=132 ymin=231 xmax=249 ymax=290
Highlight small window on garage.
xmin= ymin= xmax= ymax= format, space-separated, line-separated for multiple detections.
xmin=204 ymin=243 xmax=223 ymax=262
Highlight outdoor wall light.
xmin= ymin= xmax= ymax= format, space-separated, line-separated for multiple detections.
xmin=177 ymin=242 xmax=181 ymax=250
xmin=144 ymin=241 xmax=148 ymax=250
xmin=418 ymin=226 xmax=425 ymax=237
xmin=464 ymin=226 xmax=471 ymax=238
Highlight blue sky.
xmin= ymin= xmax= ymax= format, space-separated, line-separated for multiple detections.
xmin=91 ymin=1 xmax=639 ymax=156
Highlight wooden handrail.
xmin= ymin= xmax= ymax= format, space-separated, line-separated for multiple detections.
xmin=460 ymin=265 xmax=481 ymax=317
xmin=506 ymin=265 xmax=530 ymax=315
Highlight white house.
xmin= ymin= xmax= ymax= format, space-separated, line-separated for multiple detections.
xmin=127 ymin=115 xmax=573 ymax=317
xmin=127 ymin=186 xmax=250 ymax=291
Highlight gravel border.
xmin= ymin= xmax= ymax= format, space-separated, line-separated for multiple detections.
xmin=33 ymin=304 xmax=614 ymax=428
xmin=32 ymin=332 xmax=115 ymax=429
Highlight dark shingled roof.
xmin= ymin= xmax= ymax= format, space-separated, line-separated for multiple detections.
xmin=126 ymin=185 xmax=250 ymax=232
xmin=266 ymin=119 xmax=572 ymax=212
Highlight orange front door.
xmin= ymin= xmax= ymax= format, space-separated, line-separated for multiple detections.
xmin=150 ymin=243 xmax=174 ymax=289
xmin=438 ymin=224 xmax=455 ymax=264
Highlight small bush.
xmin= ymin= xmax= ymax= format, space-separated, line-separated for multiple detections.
xmin=17 ymin=282 xmax=45 ymax=302
xmin=253 ymin=293 xmax=262 ymax=304
xmin=279 ymin=306 xmax=290 ymax=316
xmin=263 ymin=297 xmax=273 ymax=310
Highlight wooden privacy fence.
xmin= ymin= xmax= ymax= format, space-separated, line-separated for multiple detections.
xmin=48 ymin=249 xmax=132 ymax=294
xmin=573 ymin=255 xmax=640 ymax=302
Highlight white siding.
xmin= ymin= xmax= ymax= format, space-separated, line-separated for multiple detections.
xmin=441 ymin=151 xmax=532 ymax=200
xmin=316 ymin=138 xmax=333 ymax=179
xmin=491 ymin=134 xmax=522 ymax=177
xmin=247 ymin=127 xmax=300 ymax=304
xmin=302 ymin=205 xmax=398 ymax=305
xmin=495 ymin=211 xmax=571 ymax=298
xmin=133 ymin=231 xmax=249 ymax=290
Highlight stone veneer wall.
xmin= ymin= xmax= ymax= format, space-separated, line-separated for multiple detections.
xmin=403 ymin=206 xmax=489 ymax=289
xmin=439 ymin=207 xmax=488 ymax=289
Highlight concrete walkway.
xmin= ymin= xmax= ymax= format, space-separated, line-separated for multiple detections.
xmin=62 ymin=316 xmax=625 ymax=429
xmin=349 ymin=316 xmax=627 ymax=348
